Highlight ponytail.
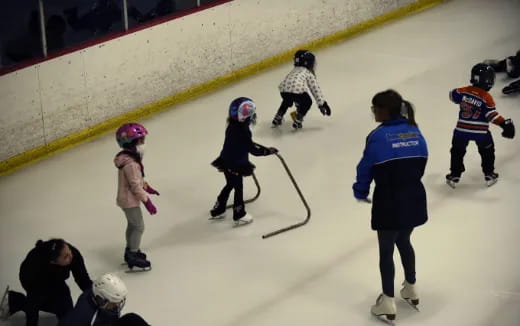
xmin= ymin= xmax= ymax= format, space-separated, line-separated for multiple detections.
xmin=402 ymin=100 xmax=418 ymax=127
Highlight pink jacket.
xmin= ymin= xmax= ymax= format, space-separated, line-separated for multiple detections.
xmin=114 ymin=154 xmax=149 ymax=208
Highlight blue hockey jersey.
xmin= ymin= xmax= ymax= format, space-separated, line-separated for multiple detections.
xmin=449 ymin=86 xmax=505 ymax=139
xmin=353 ymin=118 xmax=428 ymax=230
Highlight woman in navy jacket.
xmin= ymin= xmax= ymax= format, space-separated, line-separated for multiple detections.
xmin=353 ymin=90 xmax=428 ymax=322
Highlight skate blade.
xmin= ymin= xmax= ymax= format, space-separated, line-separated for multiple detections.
xmin=209 ymin=214 xmax=226 ymax=221
xmin=233 ymin=219 xmax=253 ymax=227
xmin=125 ymin=266 xmax=152 ymax=273
xmin=486 ymin=179 xmax=498 ymax=187
xmin=372 ymin=313 xmax=396 ymax=325
xmin=0 ymin=285 xmax=10 ymax=321
xmin=446 ymin=180 xmax=457 ymax=189
xmin=404 ymin=299 xmax=420 ymax=311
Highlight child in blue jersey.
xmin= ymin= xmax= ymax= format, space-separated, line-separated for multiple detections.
xmin=446 ymin=63 xmax=515 ymax=188
xmin=353 ymin=90 xmax=428 ymax=323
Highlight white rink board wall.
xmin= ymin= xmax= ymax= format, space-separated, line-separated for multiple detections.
xmin=0 ymin=0 xmax=417 ymax=161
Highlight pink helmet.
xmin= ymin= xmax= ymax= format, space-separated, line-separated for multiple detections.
xmin=116 ymin=123 xmax=148 ymax=148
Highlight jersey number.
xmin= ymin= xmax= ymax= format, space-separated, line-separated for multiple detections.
xmin=461 ymin=102 xmax=481 ymax=119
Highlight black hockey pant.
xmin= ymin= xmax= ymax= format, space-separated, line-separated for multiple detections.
xmin=217 ymin=171 xmax=245 ymax=220
xmin=449 ymin=132 xmax=495 ymax=177
xmin=276 ymin=92 xmax=313 ymax=120
xmin=8 ymin=285 xmax=73 ymax=326
xmin=377 ymin=228 xmax=416 ymax=298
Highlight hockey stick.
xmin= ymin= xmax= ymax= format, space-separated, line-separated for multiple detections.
xmin=225 ymin=173 xmax=261 ymax=209
xmin=262 ymin=153 xmax=311 ymax=239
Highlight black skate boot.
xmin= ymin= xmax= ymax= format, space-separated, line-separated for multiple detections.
xmin=209 ymin=201 xmax=227 ymax=220
xmin=124 ymin=247 xmax=146 ymax=262
xmin=502 ymin=80 xmax=520 ymax=95
xmin=126 ymin=251 xmax=151 ymax=272
xmin=485 ymin=172 xmax=499 ymax=187
xmin=446 ymin=174 xmax=461 ymax=189
xmin=272 ymin=114 xmax=283 ymax=127
xmin=290 ymin=111 xmax=303 ymax=129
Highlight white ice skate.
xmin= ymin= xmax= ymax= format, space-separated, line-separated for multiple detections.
xmin=400 ymin=281 xmax=420 ymax=311
xmin=371 ymin=293 xmax=396 ymax=325
xmin=445 ymin=174 xmax=460 ymax=189
xmin=485 ymin=173 xmax=498 ymax=187
xmin=0 ymin=286 xmax=10 ymax=321
xmin=233 ymin=214 xmax=253 ymax=227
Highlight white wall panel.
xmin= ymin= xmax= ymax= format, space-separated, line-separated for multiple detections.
xmin=1 ymin=0 xmax=421 ymax=161
xmin=38 ymin=53 xmax=90 ymax=142
xmin=0 ymin=66 xmax=44 ymax=161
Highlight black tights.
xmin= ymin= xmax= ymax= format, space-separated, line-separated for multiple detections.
xmin=217 ymin=171 xmax=245 ymax=220
xmin=276 ymin=92 xmax=313 ymax=120
xmin=377 ymin=229 xmax=416 ymax=297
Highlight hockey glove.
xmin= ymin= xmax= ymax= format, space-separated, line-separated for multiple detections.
xmin=144 ymin=183 xmax=160 ymax=195
xmin=500 ymin=119 xmax=515 ymax=139
xmin=319 ymin=101 xmax=331 ymax=116
xmin=143 ymin=198 xmax=157 ymax=215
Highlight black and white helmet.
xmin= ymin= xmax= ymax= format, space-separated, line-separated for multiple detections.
xmin=294 ymin=50 xmax=316 ymax=70
xmin=470 ymin=63 xmax=495 ymax=91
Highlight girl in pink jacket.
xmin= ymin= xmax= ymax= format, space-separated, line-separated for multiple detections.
xmin=114 ymin=123 xmax=159 ymax=270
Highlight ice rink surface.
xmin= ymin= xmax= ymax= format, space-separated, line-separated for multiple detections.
xmin=1 ymin=0 xmax=519 ymax=324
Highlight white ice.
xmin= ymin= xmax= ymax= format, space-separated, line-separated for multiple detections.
xmin=1 ymin=0 xmax=520 ymax=325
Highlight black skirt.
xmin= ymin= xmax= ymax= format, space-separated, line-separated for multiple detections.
xmin=211 ymin=157 xmax=256 ymax=176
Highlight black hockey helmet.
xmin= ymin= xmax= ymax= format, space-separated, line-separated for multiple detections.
xmin=294 ymin=50 xmax=316 ymax=70
xmin=470 ymin=63 xmax=495 ymax=91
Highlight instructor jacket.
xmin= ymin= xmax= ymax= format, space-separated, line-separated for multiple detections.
xmin=353 ymin=117 xmax=428 ymax=230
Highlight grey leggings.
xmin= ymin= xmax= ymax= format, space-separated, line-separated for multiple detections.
xmin=123 ymin=207 xmax=145 ymax=251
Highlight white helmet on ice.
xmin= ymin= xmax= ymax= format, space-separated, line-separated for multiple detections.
xmin=93 ymin=273 xmax=128 ymax=308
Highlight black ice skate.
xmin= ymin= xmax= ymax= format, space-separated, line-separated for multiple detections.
xmin=272 ymin=114 xmax=283 ymax=127
xmin=290 ymin=111 xmax=303 ymax=129
xmin=124 ymin=247 xmax=147 ymax=262
xmin=125 ymin=251 xmax=151 ymax=272
xmin=209 ymin=201 xmax=227 ymax=220
xmin=445 ymin=174 xmax=460 ymax=189
xmin=0 ymin=286 xmax=10 ymax=321
xmin=485 ymin=173 xmax=499 ymax=187
xmin=502 ymin=80 xmax=520 ymax=95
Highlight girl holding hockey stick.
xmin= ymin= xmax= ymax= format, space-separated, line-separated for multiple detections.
xmin=211 ymin=97 xmax=278 ymax=226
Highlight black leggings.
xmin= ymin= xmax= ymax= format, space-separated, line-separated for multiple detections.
xmin=377 ymin=229 xmax=416 ymax=297
xmin=276 ymin=92 xmax=313 ymax=119
xmin=217 ymin=171 xmax=245 ymax=220
xmin=8 ymin=286 xmax=73 ymax=326
xmin=450 ymin=132 xmax=495 ymax=177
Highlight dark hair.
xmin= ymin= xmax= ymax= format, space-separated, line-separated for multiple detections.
xmin=35 ymin=238 xmax=67 ymax=262
xmin=122 ymin=138 xmax=139 ymax=150
xmin=372 ymin=89 xmax=417 ymax=126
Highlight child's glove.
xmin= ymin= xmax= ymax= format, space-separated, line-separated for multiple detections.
xmin=263 ymin=147 xmax=278 ymax=155
xmin=145 ymin=183 xmax=160 ymax=195
xmin=319 ymin=101 xmax=331 ymax=116
xmin=500 ymin=119 xmax=515 ymax=139
xmin=143 ymin=198 xmax=157 ymax=215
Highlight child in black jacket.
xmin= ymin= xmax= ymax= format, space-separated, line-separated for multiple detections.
xmin=211 ymin=97 xmax=278 ymax=226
